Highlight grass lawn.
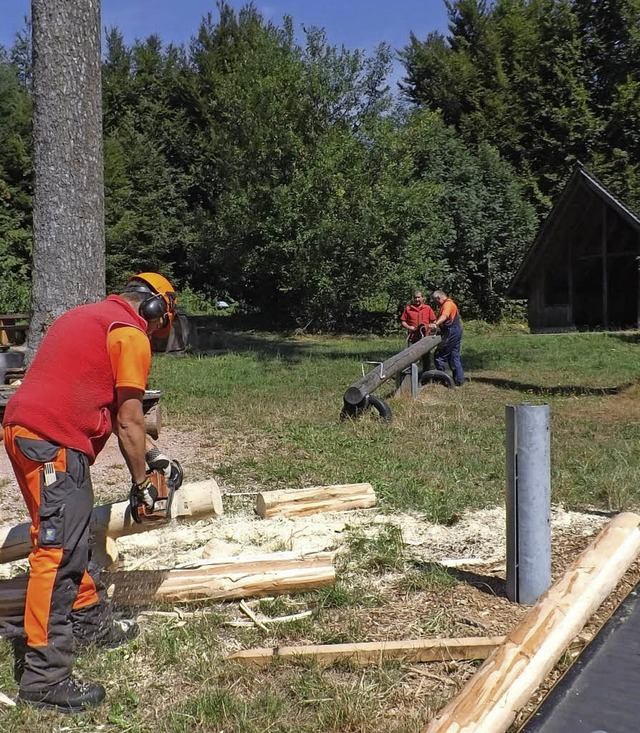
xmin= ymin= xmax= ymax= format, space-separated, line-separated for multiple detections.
xmin=1 ymin=322 xmax=639 ymax=732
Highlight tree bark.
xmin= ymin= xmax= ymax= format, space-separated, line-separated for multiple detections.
xmin=423 ymin=512 xmax=640 ymax=733
xmin=255 ymin=483 xmax=377 ymax=518
xmin=28 ymin=0 xmax=105 ymax=356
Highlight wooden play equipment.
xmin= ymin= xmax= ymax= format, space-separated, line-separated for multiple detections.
xmin=341 ymin=334 xmax=444 ymax=421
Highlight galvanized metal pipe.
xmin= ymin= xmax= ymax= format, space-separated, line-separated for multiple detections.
xmin=505 ymin=403 xmax=552 ymax=604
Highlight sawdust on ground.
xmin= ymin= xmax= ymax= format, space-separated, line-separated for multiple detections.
xmin=0 ymin=426 xmax=633 ymax=730
xmin=0 ymin=427 xmax=610 ymax=573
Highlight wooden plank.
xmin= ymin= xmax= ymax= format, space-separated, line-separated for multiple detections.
xmin=423 ymin=511 xmax=640 ymax=733
xmin=228 ymin=636 xmax=505 ymax=667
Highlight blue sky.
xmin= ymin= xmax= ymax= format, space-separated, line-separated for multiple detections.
xmin=1 ymin=1 xmax=450 ymax=68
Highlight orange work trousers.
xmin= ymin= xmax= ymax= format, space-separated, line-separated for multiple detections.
xmin=3 ymin=424 xmax=100 ymax=690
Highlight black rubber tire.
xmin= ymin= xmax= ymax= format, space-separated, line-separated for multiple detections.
xmin=366 ymin=394 xmax=393 ymax=422
xmin=419 ymin=369 xmax=455 ymax=388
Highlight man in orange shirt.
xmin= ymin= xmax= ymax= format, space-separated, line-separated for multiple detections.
xmin=2 ymin=272 xmax=178 ymax=713
xmin=431 ymin=290 xmax=465 ymax=386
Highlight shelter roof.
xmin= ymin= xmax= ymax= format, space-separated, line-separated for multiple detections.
xmin=508 ymin=163 xmax=640 ymax=298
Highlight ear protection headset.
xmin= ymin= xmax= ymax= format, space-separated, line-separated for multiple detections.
xmin=140 ymin=291 xmax=169 ymax=323
xmin=124 ymin=273 xmax=177 ymax=333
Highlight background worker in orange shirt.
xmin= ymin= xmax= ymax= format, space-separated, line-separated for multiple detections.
xmin=431 ymin=290 xmax=465 ymax=386
xmin=2 ymin=272 xmax=179 ymax=713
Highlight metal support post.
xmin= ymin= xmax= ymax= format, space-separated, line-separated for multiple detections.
xmin=505 ymin=403 xmax=551 ymax=604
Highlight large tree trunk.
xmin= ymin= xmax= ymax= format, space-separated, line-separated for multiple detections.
xmin=28 ymin=0 xmax=105 ymax=356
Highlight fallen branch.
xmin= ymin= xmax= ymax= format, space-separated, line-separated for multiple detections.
xmin=226 ymin=611 xmax=313 ymax=627
xmin=227 ymin=636 xmax=505 ymax=667
xmin=240 ymin=599 xmax=269 ymax=631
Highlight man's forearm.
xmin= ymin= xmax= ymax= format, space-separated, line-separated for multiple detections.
xmin=117 ymin=425 xmax=147 ymax=484
xmin=116 ymin=411 xmax=147 ymax=484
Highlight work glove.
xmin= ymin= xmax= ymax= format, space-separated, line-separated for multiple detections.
xmin=145 ymin=446 xmax=183 ymax=488
xmin=130 ymin=476 xmax=155 ymax=522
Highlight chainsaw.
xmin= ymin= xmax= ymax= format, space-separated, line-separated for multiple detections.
xmin=130 ymin=455 xmax=184 ymax=524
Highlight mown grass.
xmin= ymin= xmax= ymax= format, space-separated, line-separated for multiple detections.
xmin=1 ymin=322 xmax=639 ymax=732
xmin=159 ymin=323 xmax=640 ymax=517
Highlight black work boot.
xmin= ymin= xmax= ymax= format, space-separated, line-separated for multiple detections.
xmin=11 ymin=635 xmax=27 ymax=684
xmin=75 ymin=617 xmax=140 ymax=651
xmin=18 ymin=675 xmax=106 ymax=714
xmin=72 ymin=600 xmax=140 ymax=650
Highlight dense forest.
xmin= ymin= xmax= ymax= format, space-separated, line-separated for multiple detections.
xmin=1 ymin=0 xmax=639 ymax=329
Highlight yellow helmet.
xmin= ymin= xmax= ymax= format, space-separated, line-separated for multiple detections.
xmin=126 ymin=272 xmax=177 ymax=336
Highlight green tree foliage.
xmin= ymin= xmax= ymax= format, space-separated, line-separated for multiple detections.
xmin=0 ymin=52 xmax=32 ymax=312
xmin=400 ymin=0 xmax=640 ymax=208
xmin=0 ymin=2 xmax=537 ymax=328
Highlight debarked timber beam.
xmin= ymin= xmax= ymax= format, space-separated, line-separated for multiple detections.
xmin=0 ymin=551 xmax=335 ymax=616
xmin=0 ymin=479 xmax=223 ymax=564
xmin=343 ymin=335 xmax=441 ymax=406
xmin=423 ymin=511 xmax=640 ymax=733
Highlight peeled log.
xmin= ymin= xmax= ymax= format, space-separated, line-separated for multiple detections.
xmin=0 ymin=479 xmax=223 ymax=564
xmin=423 ymin=512 xmax=640 ymax=733
xmin=256 ymin=483 xmax=377 ymax=519
xmin=0 ymin=551 xmax=335 ymax=616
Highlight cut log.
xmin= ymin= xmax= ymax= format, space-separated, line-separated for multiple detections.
xmin=256 ymin=483 xmax=376 ymax=519
xmin=228 ymin=635 xmax=506 ymax=667
xmin=143 ymin=403 xmax=162 ymax=440
xmin=0 ymin=479 xmax=223 ymax=564
xmin=423 ymin=511 xmax=640 ymax=733
xmin=0 ymin=551 xmax=335 ymax=616
xmin=92 ymin=536 xmax=119 ymax=570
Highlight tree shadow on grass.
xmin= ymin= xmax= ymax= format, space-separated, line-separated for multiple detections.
xmin=185 ymin=330 xmax=406 ymax=366
xmin=470 ymin=376 xmax=631 ymax=397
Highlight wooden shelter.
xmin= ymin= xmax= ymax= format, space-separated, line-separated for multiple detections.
xmin=508 ymin=164 xmax=640 ymax=333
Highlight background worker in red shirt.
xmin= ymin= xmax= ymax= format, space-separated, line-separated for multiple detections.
xmin=2 ymin=272 xmax=178 ymax=713
xmin=431 ymin=290 xmax=465 ymax=386
xmin=399 ymin=290 xmax=436 ymax=344
xmin=399 ymin=290 xmax=437 ymax=371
